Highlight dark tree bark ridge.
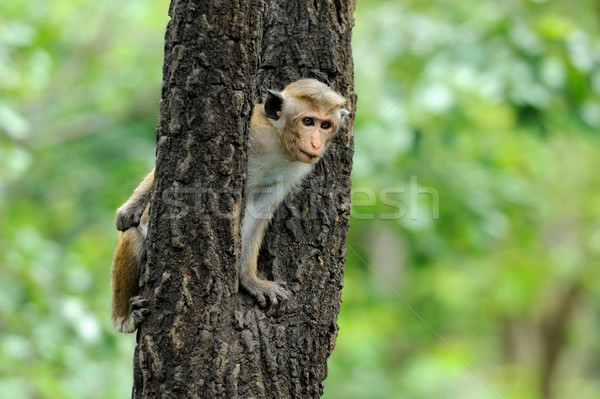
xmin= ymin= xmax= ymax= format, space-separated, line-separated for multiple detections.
xmin=133 ymin=0 xmax=355 ymax=397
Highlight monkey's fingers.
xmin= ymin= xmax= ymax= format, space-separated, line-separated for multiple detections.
xmin=246 ymin=280 xmax=288 ymax=312
xmin=132 ymin=307 xmax=149 ymax=319
xmin=268 ymin=296 xmax=289 ymax=317
xmin=256 ymin=293 xmax=267 ymax=309
xmin=266 ymin=285 xmax=290 ymax=317
xmin=130 ymin=295 xmax=148 ymax=308
xmin=266 ymin=295 xmax=279 ymax=317
xmin=129 ymin=296 xmax=149 ymax=329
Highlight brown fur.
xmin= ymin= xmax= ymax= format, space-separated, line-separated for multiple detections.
xmin=111 ymin=230 xmax=143 ymax=328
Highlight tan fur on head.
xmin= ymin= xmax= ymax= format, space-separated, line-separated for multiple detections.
xmin=282 ymin=79 xmax=346 ymax=112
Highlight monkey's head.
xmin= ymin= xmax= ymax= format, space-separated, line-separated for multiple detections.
xmin=265 ymin=79 xmax=349 ymax=164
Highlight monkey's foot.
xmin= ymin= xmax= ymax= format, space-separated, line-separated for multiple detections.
xmin=115 ymin=204 xmax=144 ymax=231
xmin=114 ymin=296 xmax=149 ymax=333
xmin=242 ymin=278 xmax=290 ymax=316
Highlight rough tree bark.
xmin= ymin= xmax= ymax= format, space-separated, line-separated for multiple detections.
xmin=132 ymin=1 xmax=355 ymax=397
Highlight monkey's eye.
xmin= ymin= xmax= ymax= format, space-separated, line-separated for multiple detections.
xmin=301 ymin=117 xmax=314 ymax=126
xmin=320 ymin=121 xmax=332 ymax=129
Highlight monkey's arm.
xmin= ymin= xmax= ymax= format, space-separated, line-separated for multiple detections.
xmin=115 ymin=168 xmax=154 ymax=231
xmin=239 ymin=192 xmax=290 ymax=311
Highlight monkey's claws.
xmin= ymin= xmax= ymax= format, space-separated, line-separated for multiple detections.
xmin=130 ymin=295 xmax=149 ymax=321
xmin=131 ymin=295 xmax=148 ymax=308
xmin=251 ymin=281 xmax=289 ymax=316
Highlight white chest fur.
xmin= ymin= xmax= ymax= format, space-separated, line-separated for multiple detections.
xmin=247 ymin=150 xmax=314 ymax=195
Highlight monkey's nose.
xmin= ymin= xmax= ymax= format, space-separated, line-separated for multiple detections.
xmin=311 ymin=138 xmax=322 ymax=150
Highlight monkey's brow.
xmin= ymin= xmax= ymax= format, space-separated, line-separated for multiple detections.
xmin=298 ymin=112 xmax=333 ymax=121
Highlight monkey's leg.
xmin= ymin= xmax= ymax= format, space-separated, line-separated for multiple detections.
xmin=111 ymin=228 xmax=149 ymax=333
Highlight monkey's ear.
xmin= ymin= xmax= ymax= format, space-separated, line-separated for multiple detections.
xmin=265 ymin=90 xmax=284 ymax=120
xmin=340 ymin=108 xmax=350 ymax=122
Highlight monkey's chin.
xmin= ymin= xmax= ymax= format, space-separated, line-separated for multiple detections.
xmin=298 ymin=149 xmax=320 ymax=164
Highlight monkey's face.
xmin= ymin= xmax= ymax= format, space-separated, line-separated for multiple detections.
xmin=265 ymin=80 xmax=349 ymax=164
xmin=293 ymin=112 xmax=337 ymax=164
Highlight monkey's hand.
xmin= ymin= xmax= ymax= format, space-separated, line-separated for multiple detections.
xmin=241 ymin=277 xmax=290 ymax=316
xmin=115 ymin=202 xmax=145 ymax=231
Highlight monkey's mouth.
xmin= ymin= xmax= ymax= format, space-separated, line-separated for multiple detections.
xmin=299 ymin=149 xmax=318 ymax=160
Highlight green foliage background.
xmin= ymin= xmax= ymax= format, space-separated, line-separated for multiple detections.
xmin=1 ymin=0 xmax=599 ymax=398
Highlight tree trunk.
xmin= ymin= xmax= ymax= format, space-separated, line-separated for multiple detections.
xmin=132 ymin=0 xmax=355 ymax=397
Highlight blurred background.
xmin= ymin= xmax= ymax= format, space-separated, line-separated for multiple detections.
xmin=1 ymin=0 xmax=599 ymax=398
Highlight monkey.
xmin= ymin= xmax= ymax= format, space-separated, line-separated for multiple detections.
xmin=111 ymin=79 xmax=349 ymax=332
